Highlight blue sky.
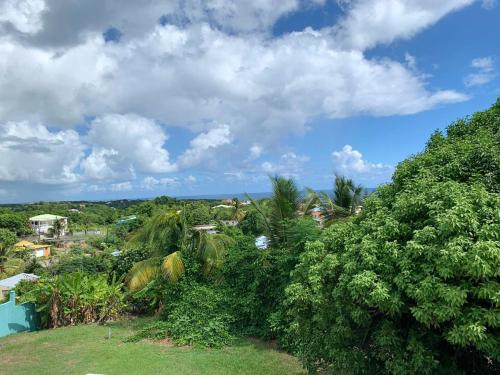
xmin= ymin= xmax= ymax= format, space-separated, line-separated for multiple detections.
xmin=0 ymin=0 xmax=498 ymax=203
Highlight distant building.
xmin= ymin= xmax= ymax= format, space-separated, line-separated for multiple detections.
xmin=0 ymin=273 xmax=39 ymax=298
xmin=116 ymin=215 xmax=137 ymax=226
xmin=68 ymin=208 xmax=80 ymax=213
xmin=255 ymin=235 xmax=269 ymax=250
xmin=221 ymin=220 xmax=238 ymax=227
xmin=192 ymin=224 xmax=217 ymax=234
xmin=309 ymin=207 xmax=324 ymax=225
xmin=29 ymin=214 xmax=68 ymax=236
xmin=14 ymin=241 xmax=50 ymax=258
xmin=212 ymin=204 xmax=233 ymax=209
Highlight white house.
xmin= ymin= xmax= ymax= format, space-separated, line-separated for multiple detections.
xmin=29 ymin=214 xmax=68 ymax=236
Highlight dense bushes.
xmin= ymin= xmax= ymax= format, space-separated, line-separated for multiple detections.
xmin=127 ymin=280 xmax=234 ymax=348
xmin=53 ymin=254 xmax=112 ymax=275
xmin=18 ymin=272 xmax=125 ymax=328
xmin=285 ymin=101 xmax=500 ymax=374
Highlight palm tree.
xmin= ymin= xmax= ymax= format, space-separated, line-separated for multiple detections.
xmin=247 ymin=175 xmax=302 ymax=247
xmin=231 ymin=198 xmax=246 ymax=222
xmin=333 ymin=175 xmax=363 ymax=213
xmin=307 ymin=175 xmax=364 ymax=226
xmin=126 ymin=211 xmax=233 ymax=292
xmin=49 ymin=219 xmax=65 ymax=239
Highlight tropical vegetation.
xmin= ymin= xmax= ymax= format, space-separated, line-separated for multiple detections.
xmin=2 ymin=99 xmax=500 ymax=373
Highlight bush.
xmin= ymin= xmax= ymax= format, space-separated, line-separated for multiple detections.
xmin=54 ymin=254 xmax=112 ymax=275
xmin=128 ymin=282 xmax=233 ymax=348
xmin=285 ymin=101 xmax=500 ymax=374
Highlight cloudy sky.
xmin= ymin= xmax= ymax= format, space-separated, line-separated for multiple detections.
xmin=0 ymin=0 xmax=498 ymax=202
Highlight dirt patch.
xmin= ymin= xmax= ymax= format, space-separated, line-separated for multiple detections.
xmin=157 ymin=338 xmax=175 ymax=347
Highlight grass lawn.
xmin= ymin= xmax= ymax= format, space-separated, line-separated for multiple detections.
xmin=0 ymin=318 xmax=305 ymax=375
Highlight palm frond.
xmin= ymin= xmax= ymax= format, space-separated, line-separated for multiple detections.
xmin=126 ymin=258 xmax=161 ymax=292
xmin=196 ymin=233 xmax=234 ymax=275
xmin=161 ymin=251 xmax=185 ymax=283
xmin=245 ymin=193 xmax=272 ymax=234
xmin=301 ymin=187 xmax=320 ymax=214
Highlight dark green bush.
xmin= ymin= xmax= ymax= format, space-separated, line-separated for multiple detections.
xmin=127 ymin=281 xmax=233 ymax=348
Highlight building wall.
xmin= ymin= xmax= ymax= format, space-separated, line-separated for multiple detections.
xmin=0 ymin=291 xmax=40 ymax=338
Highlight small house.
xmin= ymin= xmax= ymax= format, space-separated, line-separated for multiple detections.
xmin=14 ymin=241 xmax=51 ymax=258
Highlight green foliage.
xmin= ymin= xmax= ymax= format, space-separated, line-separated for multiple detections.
xmin=184 ymin=201 xmax=211 ymax=226
xmin=0 ymin=213 xmax=31 ymax=235
xmin=285 ymin=101 xmax=500 ymax=374
xmin=19 ymin=272 xmax=125 ymax=328
xmin=127 ymin=282 xmax=234 ymax=348
xmin=53 ymin=254 xmax=112 ymax=275
xmin=240 ymin=209 xmax=267 ymax=236
xmin=0 ymin=228 xmax=17 ymax=250
xmin=111 ymin=248 xmax=151 ymax=280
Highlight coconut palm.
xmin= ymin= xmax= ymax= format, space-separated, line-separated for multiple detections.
xmin=126 ymin=211 xmax=233 ymax=292
xmin=247 ymin=175 xmax=303 ymax=247
xmin=307 ymin=175 xmax=364 ymax=226
xmin=231 ymin=198 xmax=246 ymax=222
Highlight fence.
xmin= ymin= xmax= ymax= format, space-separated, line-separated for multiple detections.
xmin=0 ymin=291 xmax=40 ymax=338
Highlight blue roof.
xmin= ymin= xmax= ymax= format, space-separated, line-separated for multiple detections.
xmin=0 ymin=273 xmax=39 ymax=289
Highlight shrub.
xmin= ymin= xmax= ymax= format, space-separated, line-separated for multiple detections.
xmin=54 ymin=254 xmax=112 ymax=275
xmin=127 ymin=282 xmax=233 ymax=348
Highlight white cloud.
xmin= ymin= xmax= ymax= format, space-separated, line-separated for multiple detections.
xmin=261 ymin=152 xmax=309 ymax=178
xmin=249 ymin=144 xmax=263 ymax=160
xmin=110 ymin=181 xmax=132 ymax=192
xmin=333 ymin=0 xmax=475 ymax=50
xmin=0 ymin=0 xmax=46 ymax=34
xmin=0 ymin=122 xmax=85 ymax=184
xmin=178 ymin=125 xmax=232 ymax=168
xmin=141 ymin=176 xmax=180 ymax=190
xmin=331 ymin=145 xmax=393 ymax=182
xmin=0 ymin=0 xmax=478 ymax=198
xmin=185 ymin=175 xmax=197 ymax=183
xmin=464 ymin=57 xmax=495 ymax=86
xmin=81 ymin=114 xmax=177 ymax=180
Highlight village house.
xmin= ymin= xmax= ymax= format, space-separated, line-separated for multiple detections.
xmin=29 ymin=214 xmax=68 ymax=236
xmin=14 ymin=240 xmax=51 ymax=258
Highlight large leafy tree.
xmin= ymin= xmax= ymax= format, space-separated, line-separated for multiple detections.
xmin=286 ymin=99 xmax=500 ymax=374
xmin=126 ymin=211 xmax=233 ymax=292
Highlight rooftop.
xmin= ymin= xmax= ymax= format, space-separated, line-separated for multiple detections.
xmin=0 ymin=273 xmax=39 ymax=289
xmin=29 ymin=214 xmax=67 ymax=221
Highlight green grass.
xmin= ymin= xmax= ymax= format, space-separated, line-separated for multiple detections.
xmin=0 ymin=318 xmax=305 ymax=375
